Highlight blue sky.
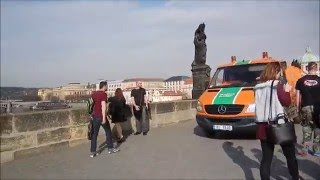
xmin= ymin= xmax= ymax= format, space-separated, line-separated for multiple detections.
xmin=138 ymin=0 xmax=167 ymax=7
xmin=1 ymin=0 xmax=319 ymax=88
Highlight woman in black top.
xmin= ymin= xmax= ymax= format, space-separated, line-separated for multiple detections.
xmin=108 ymin=88 xmax=127 ymax=143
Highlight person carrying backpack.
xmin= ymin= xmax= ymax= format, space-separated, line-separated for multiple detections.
xmin=89 ymin=81 xmax=119 ymax=157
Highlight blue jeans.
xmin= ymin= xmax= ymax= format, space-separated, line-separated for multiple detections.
xmin=90 ymin=118 xmax=113 ymax=153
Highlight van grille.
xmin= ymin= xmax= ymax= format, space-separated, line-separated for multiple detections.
xmin=204 ymin=104 xmax=244 ymax=115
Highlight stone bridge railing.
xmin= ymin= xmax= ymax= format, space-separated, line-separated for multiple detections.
xmin=0 ymin=100 xmax=196 ymax=163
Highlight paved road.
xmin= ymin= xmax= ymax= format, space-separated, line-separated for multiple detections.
xmin=1 ymin=120 xmax=319 ymax=179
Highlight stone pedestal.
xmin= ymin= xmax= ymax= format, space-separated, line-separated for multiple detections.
xmin=191 ymin=64 xmax=211 ymax=99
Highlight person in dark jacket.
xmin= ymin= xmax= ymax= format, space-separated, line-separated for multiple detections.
xmin=108 ymin=88 xmax=127 ymax=143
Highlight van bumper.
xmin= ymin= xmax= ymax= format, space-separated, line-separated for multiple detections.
xmin=196 ymin=115 xmax=256 ymax=134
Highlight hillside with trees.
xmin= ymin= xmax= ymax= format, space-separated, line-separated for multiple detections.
xmin=0 ymin=87 xmax=41 ymax=101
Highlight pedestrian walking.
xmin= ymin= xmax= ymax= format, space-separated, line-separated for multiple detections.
xmin=131 ymin=81 xmax=149 ymax=135
xmin=296 ymin=62 xmax=320 ymax=156
xmin=254 ymin=63 xmax=300 ymax=180
xmin=108 ymin=88 xmax=127 ymax=143
xmin=90 ymin=81 xmax=119 ymax=157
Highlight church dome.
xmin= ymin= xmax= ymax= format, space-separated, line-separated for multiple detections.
xmin=300 ymin=46 xmax=319 ymax=64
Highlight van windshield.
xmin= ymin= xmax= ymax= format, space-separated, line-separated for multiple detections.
xmin=209 ymin=64 xmax=267 ymax=88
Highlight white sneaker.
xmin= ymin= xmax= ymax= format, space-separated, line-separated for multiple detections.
xmin=90 ymin=153 xmax=96 ymax=158
xmin=108 ymin=148 xmax=120 ymax=154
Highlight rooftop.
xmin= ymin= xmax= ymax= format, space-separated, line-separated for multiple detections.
xmin=123 ymin=78 xmax=164 ymax=82
xmin=107 ymin=80 xmax=124 ymax=84
xmin=164 ymin=76 xmax=190 ymax=82
xmin=184 ymin=78 xmax=193 ymax=84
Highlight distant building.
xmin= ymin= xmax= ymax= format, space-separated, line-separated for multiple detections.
xmin=106 ymin=80 xmax=123 ymax=96
xmin=152 ymin=95 xmax=183 ymax=102
xmin=162 ymin=90 xmax=183 ymax=96
xmin=164 ymin=76 xmax=190 ymax=92
xmin=0 ymin=100 xmax=12 ymax=113
xmin=38 ymin=83 xmax=95 ymax=101
xmin=122 ymin=78 xmax=165 ymax=91
xmin=181 ymin=78 xmax=193 ymax=99
xmin=123 ymin=78 xmax=165 ymax=103
xmin=96 ymin=78 xmax=166 ymax=103
xmin=299 ymin=47 xmax=320 ymax=76
xmin=73 ymin=77 xmax=194 ymax=103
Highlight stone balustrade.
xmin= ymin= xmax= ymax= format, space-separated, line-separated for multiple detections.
xmin=0 ymin=100 xmax=196 ymax=163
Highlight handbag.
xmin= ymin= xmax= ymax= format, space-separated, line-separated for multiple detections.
xmin=124 ymin=104 xmax=133 ymax=118
xmin=87 ymin=119 xmax=93 ymax=140
xmin=266 ymin=80 xmax=297 ymax=145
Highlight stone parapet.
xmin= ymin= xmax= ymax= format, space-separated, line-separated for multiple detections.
xmin=0 ymin=100 xmax=196 ymax=163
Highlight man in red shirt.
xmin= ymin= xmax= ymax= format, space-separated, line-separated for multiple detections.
xmin=90 ymin=81 xmax=119 ymax=157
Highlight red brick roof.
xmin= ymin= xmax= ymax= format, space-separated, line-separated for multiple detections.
xmin=162 ymin=91 xmax=183 ymax=96
xmin=184 ymin=78 xmax=193 ymax=84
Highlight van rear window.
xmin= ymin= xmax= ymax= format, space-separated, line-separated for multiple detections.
xmin=209 ymin=64 xmax=267 ymax=88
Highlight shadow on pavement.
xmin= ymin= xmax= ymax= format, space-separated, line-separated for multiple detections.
xmin=194 ymin=125 xmax=256 ymax=140
xmin=251 ymin=148 xmax=290 ymax=180
xmin=96 ymin=137 xmax=128 ymax=154
xmin=193 ymin=125 xmax=215 ymax=139
xmin=268 ymin=144 xmax=320 ymax=180
xmin=297 ymin=157 xmax=320 ymax=179
xmin=223 ymin=142 xmax=320 ymax=180
xmin=251 ymin=148 xmax=320 ymax=180
xmin=96 ymin=120 xmax=134 ymax=154
xmin=223 ymin=141 xmax=259 ymax=180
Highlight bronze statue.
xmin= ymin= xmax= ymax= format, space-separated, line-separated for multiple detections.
xmin=192 ymin=23 xmax=207 ymax=66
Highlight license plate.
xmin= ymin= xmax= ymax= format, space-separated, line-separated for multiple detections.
xmin=213 ymin=125 xmax=233 ymax=131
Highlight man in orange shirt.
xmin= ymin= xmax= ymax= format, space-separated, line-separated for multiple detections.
xmin=285 ymin=60 xmax=302 ymax=104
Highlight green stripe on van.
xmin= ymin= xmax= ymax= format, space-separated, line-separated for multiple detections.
xmin=235 ymin=60 xmax=251 ymax=65
xmin=212 ymin=87 xmax=242 ymax=104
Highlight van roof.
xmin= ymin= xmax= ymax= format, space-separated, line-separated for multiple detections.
xmin=218 ymin=58 xmax=283 ymax=68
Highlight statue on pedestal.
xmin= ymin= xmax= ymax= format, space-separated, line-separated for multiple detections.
xmin=191 ymin=23 xmax=211 ymax=99
xmin=192 ymin=23 xmax=207 ymax=66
